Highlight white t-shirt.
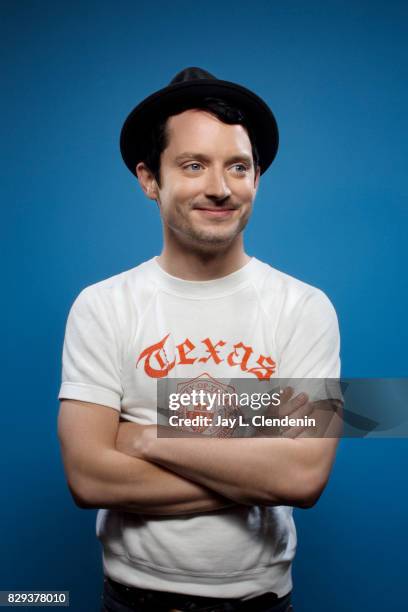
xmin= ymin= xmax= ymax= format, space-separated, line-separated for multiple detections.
xmin=58 ymin=256 xmax=341 ymax=599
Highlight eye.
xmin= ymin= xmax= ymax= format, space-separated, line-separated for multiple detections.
xmin=183 ymin=163 xmax=203 ymax=171
xmin=232 ymin=164 xmax=249 ymax=174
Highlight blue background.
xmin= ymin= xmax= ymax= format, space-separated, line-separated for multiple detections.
xmin=2 ymin=0 xmax=407 ymax=610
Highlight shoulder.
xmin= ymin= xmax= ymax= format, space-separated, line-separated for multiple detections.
xmin=72 ymin=258 xmax=156 ymax=309
xmin=251 ymin=258 xmax=337 ymax=321
xmin=67 ymin=258 xmax=158 ymax=332
xmin=251 ymin=260 xmax=341 ymax=377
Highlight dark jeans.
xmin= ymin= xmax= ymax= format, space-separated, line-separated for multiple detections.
xmin=101 ymin=576 xmax=294 ymax=612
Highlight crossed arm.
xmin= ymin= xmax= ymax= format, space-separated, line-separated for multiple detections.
xmin=58 ymin=399 xmax=236 ymax=516
xmin=57 ymin=394 xmax=342 ymax=515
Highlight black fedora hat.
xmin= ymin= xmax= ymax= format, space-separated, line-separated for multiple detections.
xmin=120 ymin=66 xmax=279 ymax=177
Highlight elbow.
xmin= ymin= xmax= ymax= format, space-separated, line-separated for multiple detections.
xmin=262 ymin=469 xmax=328 ymax=509
xmin=66 ymin=473 xmax=100 ymax=509
xmin=294 ymin=488 xmax=323 ymax=509
xmin=293 ymin=471 xmax=328 ymax=509
xmin=70 ymin=490 xmax=92 ymax=510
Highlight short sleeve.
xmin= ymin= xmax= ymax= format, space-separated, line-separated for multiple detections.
xmin=276 ymin=288 xmax=341 ymax=404
xmin=58 ymin=286 xmax=123 ymax=411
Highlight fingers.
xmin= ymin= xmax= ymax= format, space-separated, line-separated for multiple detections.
xmin=279 ymin=391 xmax=313 ymax=438
xmin=257 ymin=387 xmax=314 ymax=438
xmin=286 ymin=391 xmax=308 ymax=413
xmin=279 ymin=386 xmax=294 ymax=405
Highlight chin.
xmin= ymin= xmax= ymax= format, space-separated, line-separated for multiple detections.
xmin=202 ymin=224 xmax=248 ymax=245
xmin=190 ymin=230 xmax=241 ymax=249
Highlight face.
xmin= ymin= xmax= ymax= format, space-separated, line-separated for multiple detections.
xmin=137 ymin=109 xmax=260 ymax=252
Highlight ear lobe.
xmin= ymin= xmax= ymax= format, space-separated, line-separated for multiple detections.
xmin=135 ymin=162 xmax=157 ymax=199
xmin=254 ymin=166 xmax=261 ymax=190
xmin=148 ymin=185 xmax=158 ymax=199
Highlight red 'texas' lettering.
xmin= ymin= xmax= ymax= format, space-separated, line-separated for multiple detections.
xmin=247 ymin=355 xmax=277 ymax=381
xmin=176 ymin=338 xmax=197 ymax=365
xmin=198 ymin=338 xmax=226 ymax=364
xmin=136 ymin=334 xmax=277 ymax=380
xmin=227 ymin=342 xmax=253 ymax=371
xmin=136 ymin=333 xmax=175 ymax=378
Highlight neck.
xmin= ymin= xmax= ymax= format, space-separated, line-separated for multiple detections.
xmin=157 ymin=236 xmax=251 ymax=281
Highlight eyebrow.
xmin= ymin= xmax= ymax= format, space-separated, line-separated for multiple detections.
xmin=174 ymin=152 xmax=253 ymax=166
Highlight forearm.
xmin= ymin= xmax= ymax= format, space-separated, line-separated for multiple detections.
xmin=139 ymin=433 xmax=338 ymax=508
xmin=69 ymin=448 xmax=237 ymax=515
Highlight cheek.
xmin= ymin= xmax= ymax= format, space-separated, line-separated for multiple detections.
xmin=162 ymin=178 xmax=203 ymax=210
xmin=236 ymin=183 xmax=255 ymax=204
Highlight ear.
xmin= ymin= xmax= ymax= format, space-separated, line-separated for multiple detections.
xmin=135 ymin=162 xmax=159 ymax=201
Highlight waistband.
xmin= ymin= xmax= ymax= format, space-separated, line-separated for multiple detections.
xmin=104 ymin=576 xmax=292 ymax=611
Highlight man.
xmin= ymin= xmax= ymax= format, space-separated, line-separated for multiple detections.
xmin=57 ymin=67 xmax=342 ymax=612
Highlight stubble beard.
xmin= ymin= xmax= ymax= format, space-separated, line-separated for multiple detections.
xmin=165 ymin=204 xmax=251 ymax=250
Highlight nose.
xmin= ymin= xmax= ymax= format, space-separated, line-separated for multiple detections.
xmin=204 ymin=168 xmax=232 ymax=202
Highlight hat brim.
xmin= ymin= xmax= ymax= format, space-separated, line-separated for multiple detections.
xmin=120 ymin=79 xmax=279 ymax=177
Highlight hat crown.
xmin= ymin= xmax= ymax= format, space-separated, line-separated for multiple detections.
xmin=169 ymin=66 xmax=216 ymax=85
xmin=120 ymin=67 xmax=279 ymax=177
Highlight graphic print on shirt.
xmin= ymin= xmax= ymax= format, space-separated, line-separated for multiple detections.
xmin=136 ymin=333 xmax=277 ymax=380
xmin=170 ymin=372 xmax=243 ymax=438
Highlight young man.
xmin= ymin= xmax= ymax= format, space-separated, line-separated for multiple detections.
xmin=57 ymin=67 xmax=342 ymax=612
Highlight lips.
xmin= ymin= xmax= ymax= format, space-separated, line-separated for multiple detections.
xmin=194 ymin=207 xmax=237 ymax=211
xmin=193 ymin=204 xmax=238 ymax=213
xmin=193 ymin=207 xmax=237 ymax=218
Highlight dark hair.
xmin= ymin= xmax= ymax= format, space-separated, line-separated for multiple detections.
xmin=142 ymin=97 xmax=260 ymax=188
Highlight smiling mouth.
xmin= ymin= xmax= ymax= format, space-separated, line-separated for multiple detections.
xmin=193 ymin=207 xmax=238 ymax=218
